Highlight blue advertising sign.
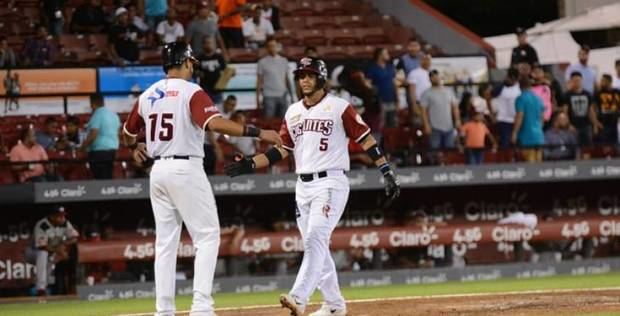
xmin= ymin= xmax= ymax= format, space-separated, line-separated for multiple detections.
xmin=98 ymin=66 xmax=165 ymax=93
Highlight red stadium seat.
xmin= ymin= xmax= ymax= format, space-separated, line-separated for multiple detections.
xmin=317 ymin=45 xmax=349 ymax=60
xmin=281 ymin=1 xmax=316 ymax=16
xmin=328 ymin=28 xmax=360 ymax=45
xmin=305 ymin=16 xmax=337 ymax=29
xmin=314 ymin=1 xmax=349 ymax=16
xmin=59 ymin=34 xmax=89 ymax=53
xmin=346 ymin=45 xmax=374 ymax=59
xmin=298 ymin=29 xmax=328 ymax=46
xmin=357 ymin=27 xmax=388 ymax=45
xmin=334 ymin=15 xmax=366 ymax=28
xmin=280 ymin=16 xmax=306 ymax=30
xmin=274 ymin=29 xmax=298 ymax=46
xmin=282 ymin=46 xmax=306 ymax=61
xmin=228 ymin=48 xmax=259 ymax=63
xmin=140 ymin=49 xmax=162 ymax=64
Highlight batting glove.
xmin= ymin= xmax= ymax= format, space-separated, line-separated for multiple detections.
xmin=383 ymin=170 xmax=401 ymax=200
xmin=225 ymin=156 xmax=255 ymax=177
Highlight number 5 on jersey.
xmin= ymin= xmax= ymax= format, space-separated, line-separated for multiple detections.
xmin=149 ymin=113 xmax=174 ymax=141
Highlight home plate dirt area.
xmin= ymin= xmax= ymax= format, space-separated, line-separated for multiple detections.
xmin=213 ymin=289 xmax=620 ymax=316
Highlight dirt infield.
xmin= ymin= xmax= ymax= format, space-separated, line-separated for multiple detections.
xmin=214 ymin=289 xmax=620 ymax=316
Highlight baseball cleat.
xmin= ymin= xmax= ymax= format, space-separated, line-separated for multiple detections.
xmin=309 ymin=305 xmax=347 ymax=316
xmin=280 ymin=293 xmax=304 ymax=316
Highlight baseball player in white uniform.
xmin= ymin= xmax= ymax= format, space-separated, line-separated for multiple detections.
xmin=122 ymin=42 xmax=281 ymax=316
xmin=225 ymin=57 xmax=401 ymax=316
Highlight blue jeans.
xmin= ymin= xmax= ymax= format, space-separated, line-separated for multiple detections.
xmin=263 ymin=95 xmax=289 ymax=118
xmin=497 ymin=122 xmax=514 ymax=148
xmin=430 ymin=129 xmax=456 ymax=149
xmin=465 ymin=148 xmax=484 ymax=165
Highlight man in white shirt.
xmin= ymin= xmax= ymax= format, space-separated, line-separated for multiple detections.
xmin=156 ymin=9 xmax=184 ymax=44
xmin=493 ymin=68 xmax=521 ymax=147
xmin=406 ymin=54 xmax=432 ymax=118
xmin=613 ymin=59 xmax=620 ymax=90
xmin=242 ymin=6 xmax=274 ymax=49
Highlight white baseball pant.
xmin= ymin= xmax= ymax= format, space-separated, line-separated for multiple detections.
xmin=290 ymin=171 xmax=349 ymax=311
xmin=150 ymin=158 xmax=220 ymax=316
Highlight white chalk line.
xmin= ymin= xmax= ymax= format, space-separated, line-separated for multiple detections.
xmin=114 ymin=286 xmax=620 ymax=316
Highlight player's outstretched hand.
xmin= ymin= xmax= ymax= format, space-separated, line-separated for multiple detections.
xmin=383 ymin=170 xmax=401 ymax=200
xmin=259 ymin=130 xmax=283 ymax=147
xmin=225 ymin=156 xmax=255 ymax=177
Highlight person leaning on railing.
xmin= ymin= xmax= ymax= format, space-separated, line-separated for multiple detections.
xmin=9 ymin=127 xmax=59 ymax=182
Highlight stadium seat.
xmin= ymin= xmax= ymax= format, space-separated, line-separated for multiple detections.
xmin=305 ymin=16 xmax=337 ymax=29
xmin=228 ymin=48 xmax=259 ymax=63
xmin=329 ymin=28 xmax=360 ymax=45
xmin=139 ymin=49 xmax=162 ymax=64
xmin=282 ymin=46 xmax=306 ymax=61
xmin=346 ymin=45 xmax=374 ymax=59
xmin=383 ymin=127 xmax=414 ymax=154
xmin=88 ymin=34 xmax=109 ymax=52
xmin=298 ymin=29 xmax=328 ymax=46
xmin=281 ymin=1 xmax=316 ymax=16
xmin=314 ymin=1 xmax=349 ymax=16
xmin=59 ymin=34 xmax=90 ymax=53
xmin=334 ymin=15 xmax=366 ymax=28
xmin=280 ymin=16 xmax=306 ymax=30
xmin=274 ymin=29 xmax=298 ymax=46
xmin=317 ymin=45 xmax=349 ymax=60
xmin=357 ymin=27 xmax=388 ymax=45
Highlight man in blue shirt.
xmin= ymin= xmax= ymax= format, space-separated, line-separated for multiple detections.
xmin=564 ymin=45 xmax=597 ymax=94
xmin=512 ymin=78 xmax=544 ymax=162
xmin=365 ymin=47 xmax=400 ymax=129
xmin=79 ymin=94 xmax=121 ymax=179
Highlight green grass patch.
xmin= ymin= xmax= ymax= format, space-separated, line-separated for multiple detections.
xmin=0 ymin=272 xmax=618 ymax=316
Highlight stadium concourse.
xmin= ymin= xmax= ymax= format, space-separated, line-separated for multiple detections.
xmin=1 ymin=0 xmax=620 ymax=315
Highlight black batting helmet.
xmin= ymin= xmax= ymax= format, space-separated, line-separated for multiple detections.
xmin=161 ymin=42 xmax=197 ymax=73
xmin=293 ymin=57 xmax=328 ymax=87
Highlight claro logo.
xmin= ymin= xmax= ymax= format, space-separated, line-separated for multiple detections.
xmin=0 ymin=260 xmax=35 ymax=280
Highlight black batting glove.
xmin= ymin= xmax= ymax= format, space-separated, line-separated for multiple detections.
xmin=382 ymin=169 xmax=400 ymax=201
xmin=224 ymin=156 xmax=255 ymax=177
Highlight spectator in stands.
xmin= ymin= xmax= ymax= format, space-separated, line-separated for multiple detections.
xmin=494 ymin=68 xmax=521 ymax=147
xmin=217 ymin=0 xmax=252 ymax=48
xmin=565 ymin=45 xmax=597 ymax=94
xmin=594 ymin=74 xmax=620 ymax=144
xmin=420 ymin=70 xmax=461 ymax=149
xmin=460 ymin=108 xmax=497 ymax=165
xmin=561 ymin=72 xmax=601 ymax=146
xmin=510 ymin=27 xmax=538 ymax=67
xmin=256 ymin=37 xmax=293 ymax=118
xmin=42 ymin=0 xmax=66 ymax=36
xmin=9 ymin=127 xmax=54 ymax=182
xmin=36 ymin=117 xmax=60 ymax=151
xmin=222 ymin=111 xmax=258 ymax=156
xmin=262 ymin=0 xmax=280 ymax=31
xmin=304 ymin=46 xmax=318 ymax=58
xmin=512 ymin=78 xmax=544 ymax=162
xmin=57 ymin=115 xmax=85 ymax=151
xmin=220 ymin=94 xmax=237 ymax=118
xmin=196 ymin=36 xmax=227 ymax=104
xmin=406 ymin=53 xmax=432 ymax=120
xmin=366 ymin=47 xmax=400 ymax=128
xmin=186 ymin=1 xmax=227 ymax=57
xmin=26 ymin=206 xmax=78 ymax=296
xmin=242 ymin=5 xmax=274 ymax=49
xmin=397 ymin=38 xmax=422 ymax=77
xmin=614 ymin=59 xmax=620 ymax=90
xmin=23 ymin=25 xmax=58 ymax=67
xmin=544 ymin=112 xmax=578 ymax=160
xmin=0 ymin=36 xmax=17 ymax=68
xmin=108 ymin=7 xmax=142 ymax=65
xmin=470 ymin=83 xmax=495 ymax=123
xmin=127 ymin=4 xmax=149 ymax=33
xmin=79 ymin=94 xmax=121 ymax=179
xmin=145 ymin=0 xmax=168 ymax=30
xmin=531 ymin=64 xmax=555 ymax=125
xmin=156 ymin=9 xmax=184 ymax=45
xmin=3 ymin=70 xmax=20 ymax=113
xmin=70 ymin=0 xmax=106 ymax=34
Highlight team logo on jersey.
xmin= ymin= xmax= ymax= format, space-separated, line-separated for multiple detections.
xmin=147 ymin=87 xmax=165 ymax=106
xmin=289 ymin=114 xmax=302 ymax=124
xmin=291 ymin=119 xmax=334 ymax=140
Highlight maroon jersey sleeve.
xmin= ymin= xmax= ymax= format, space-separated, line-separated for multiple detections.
xmin=123 ymin=101 xmax=144 ymax=137
xmin=342 ymin=104 xmax=371 ymax=143
xmin=279 ymin=120 xmax=295 ymax=151
xmin=190 ymin=90 xmax=221 ymax=130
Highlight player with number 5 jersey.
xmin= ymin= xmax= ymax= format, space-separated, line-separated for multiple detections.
xmin=122 ymin=42 xmax=281 ymax=316
xmin=225 ymin=57 xmax=401 ymax=316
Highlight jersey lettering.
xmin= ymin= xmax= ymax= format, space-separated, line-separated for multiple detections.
xmin=291 ymin=119 xmax=334 ymax=140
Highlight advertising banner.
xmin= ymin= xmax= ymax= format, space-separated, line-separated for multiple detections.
xmin=0 ymin=69 xmax=97 ymax=95
xmin=98 ymin=66 xmax=166 ymax=93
